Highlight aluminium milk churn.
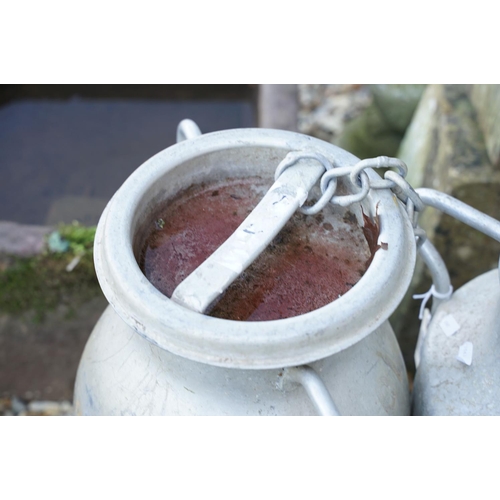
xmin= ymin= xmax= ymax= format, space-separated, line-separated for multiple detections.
xmin=74 ymin=119 xmax=417 ymax=415
xmin=410 ymin=189 xmax=500 ymax=415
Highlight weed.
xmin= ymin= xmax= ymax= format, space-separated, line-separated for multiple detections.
xmin=0 ymin=223 xmax=100 ymax=321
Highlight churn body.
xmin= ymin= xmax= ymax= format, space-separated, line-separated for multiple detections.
xmin=413 ymin=269 xmax=500 ymax=416
xmin=74 ymin=127 xmax=416 ymax=415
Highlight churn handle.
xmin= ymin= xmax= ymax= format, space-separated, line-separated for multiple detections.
xmin=417 ymin=239 xmax=452 ymax=315
xmin=417 ymin=188 xmax=500 ymax=244
xmin=413 ymin=188 xmax=500 ymax=316
xmin=171 ymin=153 xmax=325 ymax=313
xmin=417 ymin=188 xmax=500 ymax=276
xmin=176 ymin=119 xmax=202 ymax=143
xmin=284 ymin=366 xmax=340 ymax=416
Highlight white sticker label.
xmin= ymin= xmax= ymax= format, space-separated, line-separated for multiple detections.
xmin=440 ymin=314 xmax=460 ymax=337
xmin=457 ymin=342 xmax=473 ymax=366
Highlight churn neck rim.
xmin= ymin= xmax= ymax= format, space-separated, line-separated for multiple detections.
xmin=94 ymin=128 xmax=416 ymax=369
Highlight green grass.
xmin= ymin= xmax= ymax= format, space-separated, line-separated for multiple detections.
xmin=57 ymin=222 xmax=96 ymax=256
xmin=0 ymin=223 xmax=101 ymax=321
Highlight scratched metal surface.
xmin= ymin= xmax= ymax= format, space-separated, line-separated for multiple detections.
xmin=413 ymin=269 xmax=500 ymax=415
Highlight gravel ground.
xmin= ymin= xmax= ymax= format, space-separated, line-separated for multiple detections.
xmin=1 ymin=397 xmax=73 ymax=416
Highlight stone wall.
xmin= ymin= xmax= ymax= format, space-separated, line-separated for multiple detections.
xmin=470 ymin=85 xmax=500 ymax=169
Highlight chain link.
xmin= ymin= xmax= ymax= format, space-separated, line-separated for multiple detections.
xmin=383 ymin=170 xmax=425 ymax=212
xmin=274 ymin=151 xmax=428 ymax=243
xmin=349 ymin=156 xmax=408 ymax=189
xmin=274 ymin=151 xmax=337 ymax=215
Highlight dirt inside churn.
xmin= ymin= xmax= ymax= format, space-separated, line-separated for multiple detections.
xmin=139 ymin=176 xmax=380 ymax=321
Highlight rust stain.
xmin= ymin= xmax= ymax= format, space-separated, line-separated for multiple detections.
xmin=362 ymin=205 xmax=381 ymax=270
xmin=140 ymin=178 xmax=378 ymax=321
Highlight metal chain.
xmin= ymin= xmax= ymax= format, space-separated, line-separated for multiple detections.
xmin=275 ymin=152 xmax=426 ymax=243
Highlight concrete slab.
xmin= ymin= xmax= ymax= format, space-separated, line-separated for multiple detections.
xmin=258 ymin=84 xmax=298 ymax=131
xmin=0 ymin=295 xmax=108 ymax=401
xmin=45 ymin=195 xmax=109 ymax=226
xmin=0 ymin=97 xmax=255 ymax=225
xmin=0 ymin=221 xmax=52 ymax=257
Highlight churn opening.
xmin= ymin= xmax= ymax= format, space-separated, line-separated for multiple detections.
xmin=137 ymin=174 xmax=380 ymax=322
xmin=95 ymin=128 xmax=415 ymax=369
